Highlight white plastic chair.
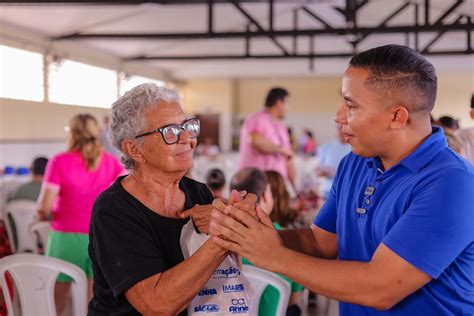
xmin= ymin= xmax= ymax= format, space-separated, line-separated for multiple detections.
xmin=0 ymin=253 xmax=88 ymax=316
xmin=243 ymin=265 xmax=291 ymax=316
xmin=3 ymin=200 xmax=37 ymax=253
xmin=29 ymin=221 xmax=50 ymax=254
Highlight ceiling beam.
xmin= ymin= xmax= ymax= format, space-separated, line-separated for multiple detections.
xmin=55 ymin=22 xmax=474 ymax=41
xmin=230 ymin=0 xmax=289 ymax=55
xmin=422 ymin=15 xmax=464 ymax=53
xmin=126 ymin=49 xmax=473 ymax=61
xmin=0 ymin=0 xmax=294 ymax=4
xmin=301 ymin=6 xmax=334 ymax=30
xmin=433 ymin=0 xmax=464 ymax=25
xmin=357 ymin=1 xmax=411 ymax=44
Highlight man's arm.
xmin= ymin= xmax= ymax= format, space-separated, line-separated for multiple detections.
xmin=250 ymin=133 xmax=293 ymax=157
xmin=125 ymin=239 xmax=227 ymax=315
xmin=279 ymin=225 xmax=337 ymax=259
xmin=286 ymin=157 xmax=297 ymax=191
xmin=210 ymin=207 xmax=431 ymax=311
xmin=274 ymin=243 xmax=431 ymax=310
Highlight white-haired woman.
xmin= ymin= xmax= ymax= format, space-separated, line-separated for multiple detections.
xmin=88 ymin=84 xmax=253 ymax=315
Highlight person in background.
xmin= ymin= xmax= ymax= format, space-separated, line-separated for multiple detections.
xmin=100 ymin=115 xmax=121 ymax=158
xmin=436 ymin=115 xmax=465 ymax=157
xmin=264 ymin=170 xmax=306 ymax=229
xmin=302 ymin=129 xmax=317 ymax=156
xmin=205 ymin=168 xmax=226 ymax=198
xmin=458 ymin=94 xmax=474 ymax=164
xmin=231 ymin=167 xmax=304 ymax=316
xmin=195 ymin=136 xmax=220 ymax=159
xmin=36 ymin=113 xmax=124 ymax=314
xmin=8 ymin=157 xmax=48 ymax=202
xmin=437 ymin=115 xmax=460 ymax=134
xmin=444 ymin=132 xmax=465 ymax=156
xmin=316 ymin=124 xmax=351 ymax=198
xmin=238 ymin=87 xmax=296 ymax=190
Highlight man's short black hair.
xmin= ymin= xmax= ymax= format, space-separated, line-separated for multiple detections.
xmin=470 ymin=94 xmax=474 ymax=109
xmin=32 ymin=157 xmax=48 ymax=176
xmin=349 ymin=44 xmax=437 ymax=114
xmin=265 ymin=87 xmax=289 ymax=108
xmin=230 ymin=168 xmax=268 ymax=203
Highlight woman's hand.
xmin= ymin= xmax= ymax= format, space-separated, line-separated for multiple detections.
xmin=179 ymin=190 xmax=258 ymax=234
xmin=179 ymin=204 xmax=214 ymax=234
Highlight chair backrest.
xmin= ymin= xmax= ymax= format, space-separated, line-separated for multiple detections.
xmin=3 ymin=200 xmax=37 ymax=253
xmin=29 ymin=221 xmax=50 ymax=254
xmin=0 ymin=254 xmax=88 ymax=316
xmin=243 ymin=265 xmax=291 ymax=316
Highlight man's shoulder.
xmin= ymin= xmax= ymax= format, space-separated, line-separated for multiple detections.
xmin=431 ymin=146 xmax=474 ymax=173
xmin=244 ymin=111 xmax=268 ymax=124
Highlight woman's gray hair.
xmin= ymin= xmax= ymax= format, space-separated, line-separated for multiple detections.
xmin=108 ymin=83 xmax=182 ymax=170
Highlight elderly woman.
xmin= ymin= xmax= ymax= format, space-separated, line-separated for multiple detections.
xmin=88 ymin=84 xmax=245 ymax=315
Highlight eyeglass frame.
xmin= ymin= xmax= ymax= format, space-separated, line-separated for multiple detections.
xmin=134 ymin=117 xmax=200 ymax=145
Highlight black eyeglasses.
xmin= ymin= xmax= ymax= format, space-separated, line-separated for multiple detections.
xmin=134 ymin=118 xmax=200 ymax=145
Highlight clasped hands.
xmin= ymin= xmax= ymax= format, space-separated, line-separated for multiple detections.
xmin=180 ymin=190 xmax=284 ymax=269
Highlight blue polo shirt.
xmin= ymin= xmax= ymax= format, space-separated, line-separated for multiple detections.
xmin=314 ymin=127 xmax=474 ymax=315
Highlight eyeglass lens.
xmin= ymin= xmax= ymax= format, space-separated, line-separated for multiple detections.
xmin=162 ymin=119 xmax=200 ymax=143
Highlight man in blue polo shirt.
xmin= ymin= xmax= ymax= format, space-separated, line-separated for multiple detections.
xmin=209 ymin=44 xmax=474 ymax=315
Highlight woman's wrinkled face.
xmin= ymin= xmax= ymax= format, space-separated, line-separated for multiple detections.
xmin=139 ymin=102 xmax=197 ymax=173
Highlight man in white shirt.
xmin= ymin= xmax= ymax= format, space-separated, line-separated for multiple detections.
xmin=457 ymin=95 xmax=474 ymax=164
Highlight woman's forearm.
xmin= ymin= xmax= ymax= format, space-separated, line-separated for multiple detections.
xmin=138 ymin=239 xmax=228 ymax=314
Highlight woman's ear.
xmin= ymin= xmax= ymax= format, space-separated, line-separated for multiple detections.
xmin=122 ymin=139 xmax=146 ymax=165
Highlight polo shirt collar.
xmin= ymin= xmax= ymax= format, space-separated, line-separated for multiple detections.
xmin=367 ymin=126 xmax=447 ymax=173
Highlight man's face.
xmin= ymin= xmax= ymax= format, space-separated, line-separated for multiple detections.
xmin=139 ymin=102 xmax=197 ymax=173
xmin=335 ymin=67 xmax=395 ymax=158
xmin=336 ymin=124 xmax=346 ymax=144
xmin=275 ymin=96 xmax=289 ymax=119
xmin=470 ymin=109 xmax=474 ymax=120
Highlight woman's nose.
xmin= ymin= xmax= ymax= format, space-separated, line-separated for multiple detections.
xmin=178 ymin=128 xmax=191 ymax=144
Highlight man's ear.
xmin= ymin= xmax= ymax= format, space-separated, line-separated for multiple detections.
xmin=390 ymin=106 xmax=409 ymax=129
xmin=122 ymin=139 xmax=146 ymax=165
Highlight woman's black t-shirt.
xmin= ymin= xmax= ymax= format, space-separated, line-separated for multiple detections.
xmin=88 ymin=175 xmax=213 ymax=315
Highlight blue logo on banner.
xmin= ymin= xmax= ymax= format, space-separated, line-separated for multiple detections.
xmin=194 ymin=304 xmax=220 ymax=312
xmin=222 ymin=283 xmax=245 ymax=293
xmin=198 ymin=288 xmax=218 ymax=296
xmin=229 ymin=298 xmax=249 ymax=313
xmin=213 ymin=266 xmax=241 ymax=279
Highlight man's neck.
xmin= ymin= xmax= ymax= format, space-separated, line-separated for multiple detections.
xmin=265 ymin=107 xmax=280 ymax=120
xmin=379 ymin=125 xmax=432 ymax=171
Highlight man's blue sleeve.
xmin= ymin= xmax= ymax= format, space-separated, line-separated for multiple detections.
xmin=382 ymin=168 xmax=474 ymax=278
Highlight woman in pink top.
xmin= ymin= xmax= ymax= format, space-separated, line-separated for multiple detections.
xmin=37 ymin=113 xmax=124 ymax=314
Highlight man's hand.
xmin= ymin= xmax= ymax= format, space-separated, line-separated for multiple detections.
xmin=213 ymin=190 xmax=258 ymax=218
xmin=180 ymin=190 xmax=258 ymax=234
xmin=209 ymin=205 xmax=284 ymax=270
xmin=280 ymin=147 xmax=294 ymax=158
